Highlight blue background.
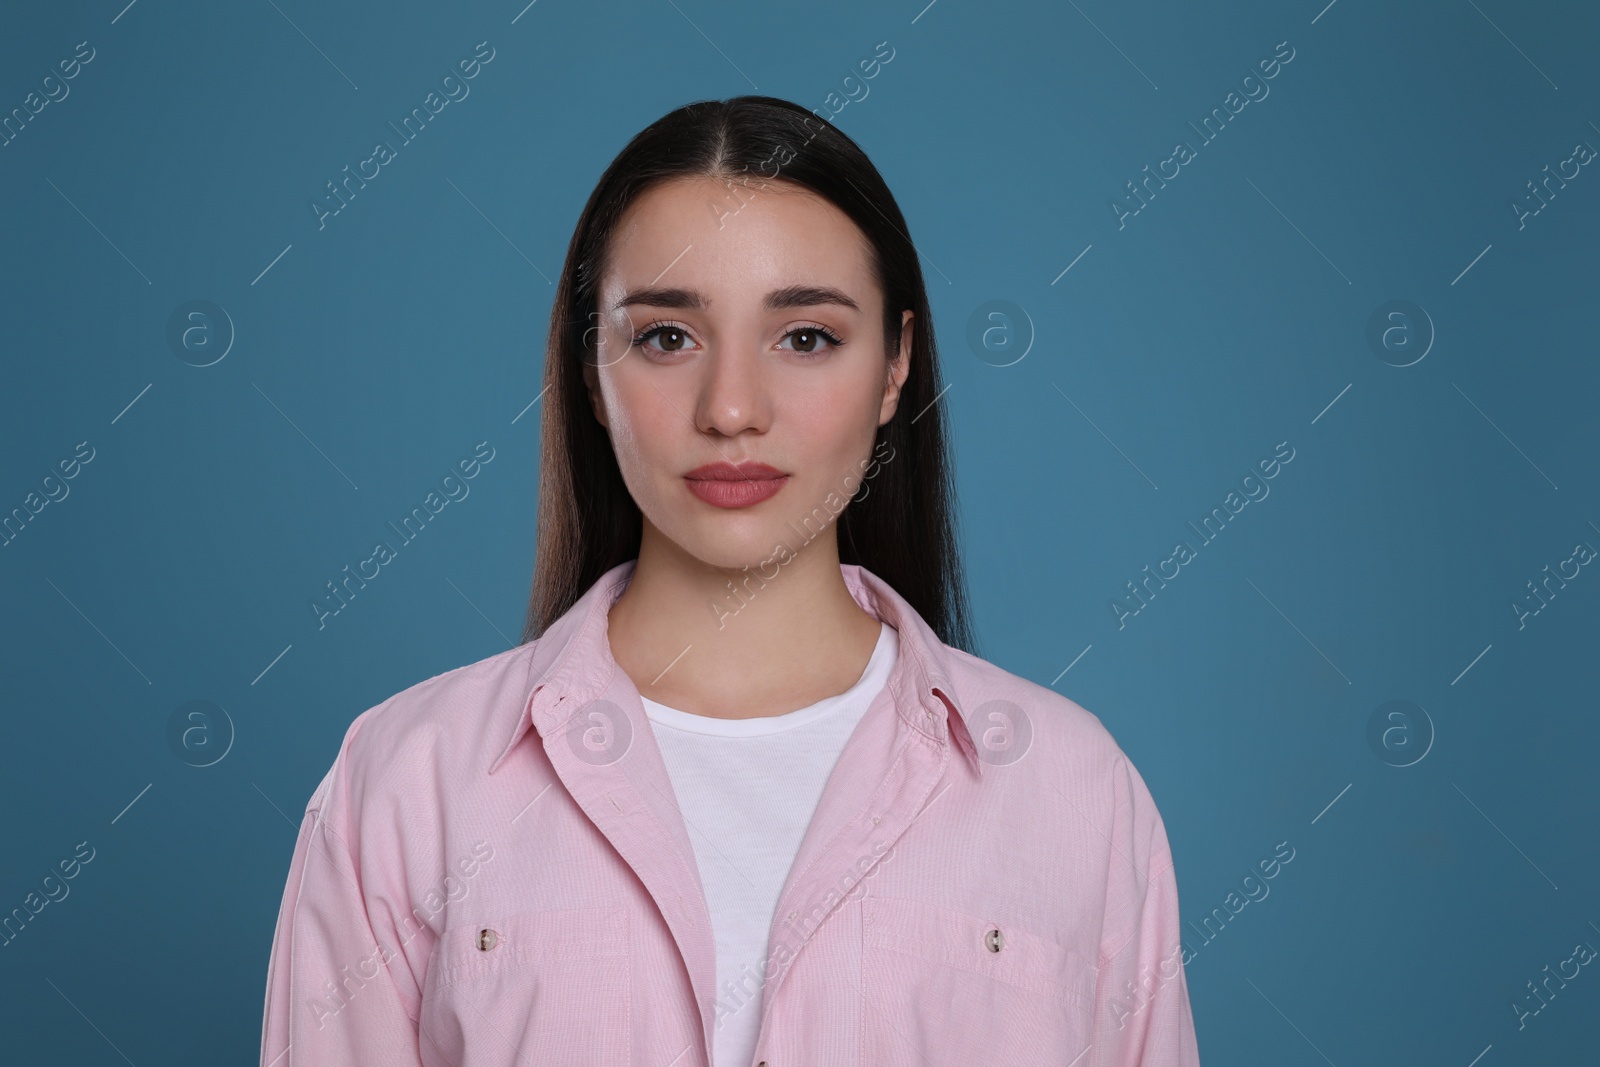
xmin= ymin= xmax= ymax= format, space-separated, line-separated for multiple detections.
xmin=3 ymin=0 xmax=1597 ymax=1062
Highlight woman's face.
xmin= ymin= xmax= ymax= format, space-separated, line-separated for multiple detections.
xmin=584 ymin=175 xmax=912 ymax=570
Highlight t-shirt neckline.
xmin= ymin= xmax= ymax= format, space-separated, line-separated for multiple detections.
xmin=640 ymin=622 xmax=896 ymax=738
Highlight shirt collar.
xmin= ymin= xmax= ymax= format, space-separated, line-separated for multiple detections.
xmin=488 ymin=558 xmax=983 ymax=778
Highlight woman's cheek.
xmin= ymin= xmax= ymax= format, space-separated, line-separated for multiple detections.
xmin=622 ymin=405 xmax=690 ymax=509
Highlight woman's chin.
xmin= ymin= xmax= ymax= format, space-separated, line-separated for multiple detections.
xmin=666 ymin=520 xmax=818 ymax=575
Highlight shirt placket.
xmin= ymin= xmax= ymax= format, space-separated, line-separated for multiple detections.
xmin=749 ymin=682 xmax=953 ymax=1063
xmin=534 ymin=671 xmax=726 ymax=1065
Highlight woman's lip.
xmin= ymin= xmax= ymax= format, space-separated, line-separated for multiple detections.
xmin=683 ymin=466 xmax=789 ymax=508
xmin=685 ymin=476 xmax=787 ymax=508
xmin=684 ymin=461 xmax=787 ymax=481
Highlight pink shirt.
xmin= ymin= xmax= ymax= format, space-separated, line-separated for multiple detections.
xmin=260 ymin=559 xmax=1201 ymax=1066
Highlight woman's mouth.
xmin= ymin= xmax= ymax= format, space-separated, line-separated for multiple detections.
xmin=684 ymin=461 xmax=790 ymax=509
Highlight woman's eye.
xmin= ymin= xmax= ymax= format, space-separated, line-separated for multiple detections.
xmin=631 ymin=325 xmax=694 ymax=352
xmin=780 ymin=326 xmax=844 ymax=355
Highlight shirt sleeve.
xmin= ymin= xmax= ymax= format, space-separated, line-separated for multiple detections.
xmin=259 ymin=723 xmax=427 ymax=1066
xmin=1087 ymin=754 xmax=1201 ymax=1067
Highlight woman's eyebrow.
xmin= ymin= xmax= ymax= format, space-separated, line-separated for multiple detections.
xmin=612 ymin=285 xmax=860 ymax=313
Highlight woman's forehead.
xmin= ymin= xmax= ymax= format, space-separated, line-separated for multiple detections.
xmin=604 ymin=177 xmax=877 ymax=304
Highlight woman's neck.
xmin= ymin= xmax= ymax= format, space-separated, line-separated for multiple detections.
xmin=605 ymin=523 xmax=883 ymax=719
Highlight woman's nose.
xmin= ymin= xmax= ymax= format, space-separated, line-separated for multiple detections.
xmin=694 ymin=347 xmax=771 ymax=438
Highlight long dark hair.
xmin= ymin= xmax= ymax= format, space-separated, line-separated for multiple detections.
xmin=522 ymin=95 xmax=975 ymax=654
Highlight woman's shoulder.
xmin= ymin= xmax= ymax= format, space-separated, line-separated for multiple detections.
xmin=941 ymin=644 xmax=1115 ymax=735
xmin=308 ymin=641 xmax=539 ymax=817
xmin=939 ymin=643 xmax=1176 ymax=854
xmin=938 ymin=643 xmax=1138 ymax=776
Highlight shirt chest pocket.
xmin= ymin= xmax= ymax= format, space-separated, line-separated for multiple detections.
xmin=859 ymin=896 xmax=1096 ymax=1067
xmin=420 ymin=906 xmax=632 ymax=1066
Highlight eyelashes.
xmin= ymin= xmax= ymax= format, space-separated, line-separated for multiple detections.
xmin=627 ymin=320 xmax=688 ymax=350
xmin=627 ymin=321 xmax=845 ymax=355
xmin=782 ymin=324 xmax=846 ymax=352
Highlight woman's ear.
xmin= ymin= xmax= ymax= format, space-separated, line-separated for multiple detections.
xmin=879 ymin=309 xmax=914 ymax=425
xmin=580 ymin=360 xmax=610 ymax=429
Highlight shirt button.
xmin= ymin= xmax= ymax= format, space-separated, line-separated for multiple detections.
xmin=984 ymin=928 xmax=1004 ymax=953
xmin=476 ymin=928 xmax=500 ymax=951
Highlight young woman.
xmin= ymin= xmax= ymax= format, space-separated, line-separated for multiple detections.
xmin=261 ymin=95 xmax=1200 ymax=1067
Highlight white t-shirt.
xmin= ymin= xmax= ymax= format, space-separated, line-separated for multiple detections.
xmin=641 ymin=621 xmax=898 ymax=1067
